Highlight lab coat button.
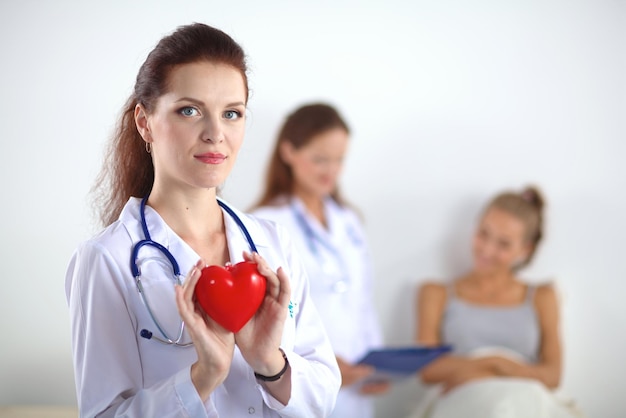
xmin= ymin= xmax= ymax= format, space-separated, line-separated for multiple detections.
xmin=248 ymin=407 xmax=255 ymax=414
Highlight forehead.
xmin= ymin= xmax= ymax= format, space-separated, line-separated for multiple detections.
xmin=163 ymin=61 xmax=247 ymax=102
xmin=481 ymin=207 xmax=526 ymax=237
xmin=300 ymin=128 xmax=349 ymax=153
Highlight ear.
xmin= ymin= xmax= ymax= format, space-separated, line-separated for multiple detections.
xmin=278 ymin=141 xmax=295 ymax=165
xmin=134 ymin=104 xmax=152 ymax=143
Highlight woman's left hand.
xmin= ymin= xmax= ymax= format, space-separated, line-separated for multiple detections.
xmin=442 ymin=367 xmax=496 ymax=394
xmin=359 ymin=379 xmax=392 ymax=395
xmin=478 ymin=355 xmax=520 ymax=376
xmin=441 ymin=358 xmax=502 ymax=394
xmin=235 ymin=251 xmax=291 ymax=376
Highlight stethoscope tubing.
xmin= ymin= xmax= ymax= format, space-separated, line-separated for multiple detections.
xmin=131 ymin=195 xmax=257 ymax=347
xmin=290 ymin=201 xmax=353 ymax=293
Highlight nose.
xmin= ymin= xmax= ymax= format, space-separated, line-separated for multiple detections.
xmin=201 ymin=115 xmax=225 ymax=143
xmin=479 ymin=237 xmax=495 ymax=255
xmin=474 ymin=235 xmax=494 ymax=260
xmin=329 ymin=160 xmax=343 ymax=176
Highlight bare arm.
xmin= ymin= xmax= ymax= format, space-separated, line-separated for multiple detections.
xmin=415 ymin=283 xmax=489 ymax=384
xmin=415 ymin=282 xmax=446 ymax=347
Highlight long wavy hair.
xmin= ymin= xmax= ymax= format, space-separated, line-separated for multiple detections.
xmin=92 ymin=23 xmax=249 ymax=226
xmin=252 ymin=103 xmax=350 ymax=208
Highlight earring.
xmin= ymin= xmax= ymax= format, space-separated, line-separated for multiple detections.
xmin=145 ymin=142 xmax=152 ymax=154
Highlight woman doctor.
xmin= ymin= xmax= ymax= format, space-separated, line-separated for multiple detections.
xmin=251 ymin=103 xmax=390 ymax=418
xmin=65 ymin=24 xmax=340 ymax=418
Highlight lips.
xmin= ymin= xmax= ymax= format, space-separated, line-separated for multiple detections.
xmin=195 ymin=152 xmax=226 ymax=164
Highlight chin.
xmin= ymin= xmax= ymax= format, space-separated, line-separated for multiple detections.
xmin=195 ymin=175 xmax=226 ymax=189
xmin=308 ymin=188 xmax=329 ymax=199
xmin=318 ymin=184 xmax=336 ymax=196
xmin=473 ymin=264 xmax=498 ymax=275
xmin=476 ymin=265 xmax=512 ymax=277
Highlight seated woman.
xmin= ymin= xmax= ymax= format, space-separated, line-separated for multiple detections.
xmin=410 ymin=186 xmax=584 ymax=418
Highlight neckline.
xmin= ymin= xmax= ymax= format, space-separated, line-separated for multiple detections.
xmin=452 ymin=296 xmax=531 ymax=310
xmin=449 ymin=283 xmax=532 ymax=309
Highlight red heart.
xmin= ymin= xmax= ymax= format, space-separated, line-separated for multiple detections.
xmin=194 ymin=261 xmax=267 ymax=333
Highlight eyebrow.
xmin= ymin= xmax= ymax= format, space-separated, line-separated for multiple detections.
xmin=174 ymin=97 xmax=246 ymax=108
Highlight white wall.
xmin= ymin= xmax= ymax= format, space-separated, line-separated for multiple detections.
xmin=1 ymin=1 xmax=624 ymax=417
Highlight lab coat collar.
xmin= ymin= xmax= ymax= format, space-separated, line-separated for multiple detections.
xmin=217 ymin=196 xmax=270 ymax=261
xmin=290 ymin=195 xmax=339 ymax=240
xmin=120 ymin=197 xmax=269 ymax=279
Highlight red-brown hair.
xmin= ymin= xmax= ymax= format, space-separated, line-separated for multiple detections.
xmin=252 ymin=103 xmax=350 ymax=208
xmin=92 ymin=23 xmax=249 ymax=226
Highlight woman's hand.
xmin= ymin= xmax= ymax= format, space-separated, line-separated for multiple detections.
xmin=235 ymin=251 xmax=291 ymax=376
xmin=337 ymin=356 xmax=374 ymax=387
xmin=336 ymin=356 xmax=391 ymax=394
xmin=474 ymin=355 xmax=555 ymax=388
xmin=440 ymin=356 xmax=522 ymax=394
xmin=477 ymin=355 xmax=521 ymax=376
xmin=234 ymin=252 xmax=292 ymax=405
xmin=176 ymin=259 xmax=235 ymax=401
xmin=441 ymin=362 xmax=496 ymax=394
xmin=359 ymin=380 xmax=392 ymax=395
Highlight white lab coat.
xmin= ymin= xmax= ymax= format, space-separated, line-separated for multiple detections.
xmin=65 ymin=197 xmax=340 ymax=418
xmin=252 ymin=197 xmax=383 ymax=418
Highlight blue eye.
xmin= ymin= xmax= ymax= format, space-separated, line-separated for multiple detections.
xmin=224 ymin=110 xmax=241 ymax=120
xmin=179 ymin=107 xmax=198 ymax=117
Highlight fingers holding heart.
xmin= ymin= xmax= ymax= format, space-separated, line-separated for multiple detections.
xmin=185 ymin=259 xmax=205 ymax=291
xmin=275 ymin=266 xmax=291 ymax=308
xmin=243 ymin=251 xmax=282 ymax=300
xmin=177 ymin=259 xmax=235 ymax=340
xmin=176 ymin=259 xmax=205 ymax=322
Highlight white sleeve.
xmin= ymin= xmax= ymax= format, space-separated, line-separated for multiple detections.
xmin=350 ymin=215 xmax=384 ymax=349
xmin=258 ymin=225 xmax=341 ymax=418
xmin=361 ymin=235 xmax=384 ymax=349
xmin=65 ymin=240 xmax=214 ymax=418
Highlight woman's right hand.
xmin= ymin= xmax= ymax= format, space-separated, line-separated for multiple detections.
xmin=176 ymin=259 xmax=235 ymax=401
xmin=441 ymin=365 xmax=496 ymax=394
xmin=336 ymin=356 xmax=375 ymax=387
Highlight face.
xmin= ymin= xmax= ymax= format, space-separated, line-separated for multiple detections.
xmin=280 ymin=127 xmax=349 ymax=199
xmin=135 ymin=61 xmax=247 ymax=191
xmin=472 ymin=207 xmax=531 ymax=275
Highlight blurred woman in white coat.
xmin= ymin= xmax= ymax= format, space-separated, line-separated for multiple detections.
xmin=251 ymin=103 xmax=390 ymax=418
xmin=65 ymin=24 xmax=340 ymax=418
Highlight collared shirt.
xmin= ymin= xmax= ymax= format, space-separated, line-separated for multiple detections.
xmin=66 ymin=197 xmax=340 ymax=418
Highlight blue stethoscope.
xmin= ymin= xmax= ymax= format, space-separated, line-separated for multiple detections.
xmin=290 ymin=201 xmax=360 ymax=293
xmin=131 ymin=195 xmax=257 ymax=347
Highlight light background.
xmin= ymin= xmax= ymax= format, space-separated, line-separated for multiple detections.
xmin=1 ymin=1 xmax=624 ymax=417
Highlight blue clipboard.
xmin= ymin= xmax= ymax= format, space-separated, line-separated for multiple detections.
xmin=357 ymin=345 xmax=452 ymax=377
